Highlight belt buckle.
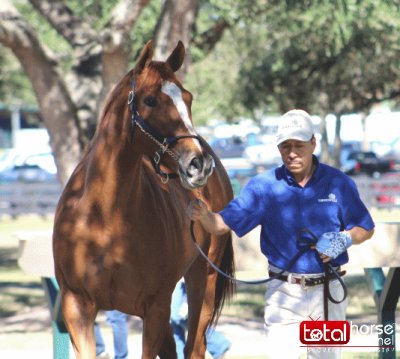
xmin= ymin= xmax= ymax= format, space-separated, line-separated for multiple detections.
xmin=287 ymin=273 xmax=294 ymax=284
xmin=300 ymin=275 xmax=307 ymax=289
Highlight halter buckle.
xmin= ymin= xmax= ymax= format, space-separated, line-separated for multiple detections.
xmin=154 ymin=152 xmax=161 ymax=164
xmin=161 ymin=139 xmax=169 ymax=154
xmin=160 ymin=173 xmax=169 ymax=184
xmin=300 ymin=276 xmax=307 ymax=289
xmin=287 ymin=273 xmax=294 ymax=285
xmin=127 ymin=91 xmax=134 ymax=105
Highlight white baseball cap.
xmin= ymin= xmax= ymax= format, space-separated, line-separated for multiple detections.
xmin=276 ymin=109 xmax=314 ymax=145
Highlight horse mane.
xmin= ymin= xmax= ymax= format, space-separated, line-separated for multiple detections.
xmin=102 ymin=69 xmax=135 ymax=123
xmin=140 ymin=160 xmax=187 ymax=242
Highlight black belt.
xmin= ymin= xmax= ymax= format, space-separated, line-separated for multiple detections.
xmin=269 ymin=269 xmax=346 ymax=288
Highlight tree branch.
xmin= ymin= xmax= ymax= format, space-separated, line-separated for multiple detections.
xmin=153 ymin=0 xmax=199 ymax=77
xmin=0 ymin=0 xmax=85 ymax=183
xmin=96 ymin=0 xmax=150 ymax=121
xmin=28 ymin=0 xmax=97 ymax=48
xmin=192 ymin=19 xmax=230 ymax=57
xmin=102 ymin=0 xmax=150 ymax=53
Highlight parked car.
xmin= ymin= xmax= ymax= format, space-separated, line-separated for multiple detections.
xmin=342 ymin=151 xmax=394 ymax=177
xmin=243 ymin=142 xmax=281 ymax=168
xmin=210 ymin=137 xmax=246 ymax=158
xmin=0 ymin=163 xmax=57 ymax=183
xmin=381 ymin=150 xmax=400 ymax=172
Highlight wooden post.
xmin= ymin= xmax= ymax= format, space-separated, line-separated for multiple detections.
xmin=17 ymin=232 xmax=70 ymax=358
xmin=42 ymin=277 xmax=70 ymax=359
xmin=364 ymin=267 xmax=400 ymax=359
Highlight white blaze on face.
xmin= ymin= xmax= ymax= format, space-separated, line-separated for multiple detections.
xmin=161 ymin=81 xmax=201 ymax=150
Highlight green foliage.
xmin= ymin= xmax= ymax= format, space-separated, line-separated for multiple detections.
xmin=2 ymin=0 xmax=400 ymax=124
xmin=64 ymin=0 xmax=117 ymax=30
xmin=186 ymin=32 xmax=247 ymax=125
xmin=232 ymin=0 xmax=400 ymax=116
xmin=128 ymin=0 xmax=162 ymax=65
xmin=0 ymin=49 xmax=36 ymax=107
xmin=15 ymin=1 xmax=71 ymax=56
xmin=2 ymin=0 xmax=162 ymax=106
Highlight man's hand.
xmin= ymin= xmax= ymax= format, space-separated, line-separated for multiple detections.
xmin=186 ymin=199 xmax=209 ymax=221
xmin=185 ymin=199 xmax=231 ymax=235
xmin=316 ymin=231 xmax=352 ymax=262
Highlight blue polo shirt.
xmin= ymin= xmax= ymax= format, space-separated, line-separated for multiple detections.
xmin=220 ymin=156 xmax=375 ymax=273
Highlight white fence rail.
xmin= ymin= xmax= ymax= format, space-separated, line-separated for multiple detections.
xmin=0 ymin=173 xmax=399 ymax=219
xmin=353 ymin=173 xmax=400 ymax=209
xmin=0 ymin=182 xmax=62 ymax=218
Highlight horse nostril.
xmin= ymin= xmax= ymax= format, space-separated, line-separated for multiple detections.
xmin=189 ymin=157 xmax=202 ymax=171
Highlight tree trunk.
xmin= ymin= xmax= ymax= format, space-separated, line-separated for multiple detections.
xmin=153 ymin=0 xmax=199 ymax=78
xmin=332 ymin=113 xmax=342 ymax=168
xmin=319 ymin=114 xmax=330 ymax=164
xmin=0 ymin=0 xmax=151 ymax=185
xmin=0 ymin=1 xmax=84 ymax=185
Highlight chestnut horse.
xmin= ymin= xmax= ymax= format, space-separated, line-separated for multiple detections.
xmin=52 ymin=40 xmax=235 ymax=359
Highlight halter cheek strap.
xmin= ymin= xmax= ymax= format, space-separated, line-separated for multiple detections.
xmin=127 ymin=80 xmax=203 ymax=183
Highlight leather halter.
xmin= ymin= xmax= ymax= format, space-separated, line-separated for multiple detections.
xmin=128 ymin=80 xmax=203 ymax=183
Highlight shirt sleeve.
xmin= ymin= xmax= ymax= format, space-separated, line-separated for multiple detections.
xmin=219 ymin=177 xmax=264 ymax=237
xmin=341 ymin=177 xmax=375 ymax=231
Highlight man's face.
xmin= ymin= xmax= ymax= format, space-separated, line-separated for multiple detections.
xmin=277 ymin=137 xmax=316 ymax=175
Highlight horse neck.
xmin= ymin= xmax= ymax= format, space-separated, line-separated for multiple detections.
xmin=87 ymin=112 xmax=146 ymax=207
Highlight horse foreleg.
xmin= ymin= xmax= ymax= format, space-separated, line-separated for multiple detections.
xmin=61 ymin=289 xmax=98 ymax=359
xmin=142 ymin=304 xmax=176 ymax=359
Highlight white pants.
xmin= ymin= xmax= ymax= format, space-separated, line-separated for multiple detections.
xmin=264 ymin=269 xmax=348 ymax=359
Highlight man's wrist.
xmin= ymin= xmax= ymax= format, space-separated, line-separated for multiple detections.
xmin=342 ymin=231 xmax=353 ymax=248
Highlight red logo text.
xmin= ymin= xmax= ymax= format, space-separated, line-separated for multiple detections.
xmin=300 ymin=320 xmax=350 ymax=345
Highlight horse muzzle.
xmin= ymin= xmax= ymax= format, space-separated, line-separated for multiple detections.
xmin=178 ymin=151 xmax=214 ymax=189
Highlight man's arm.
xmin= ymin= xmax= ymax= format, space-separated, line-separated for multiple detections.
xmin=346 ymin=226 xmax=374 ymax=244
xmin=186 ymin=199 xmax=231 ymax=235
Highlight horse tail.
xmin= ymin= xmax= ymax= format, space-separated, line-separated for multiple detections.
xmin=210 ymin=231 xmax=236 ymax=326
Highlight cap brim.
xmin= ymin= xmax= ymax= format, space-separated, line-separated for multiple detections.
xmin=276 ymin=134 xmax=312 ymax=146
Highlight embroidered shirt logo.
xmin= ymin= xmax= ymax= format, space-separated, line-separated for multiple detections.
xmin=318 ymin=193 xmax=337 ymax=203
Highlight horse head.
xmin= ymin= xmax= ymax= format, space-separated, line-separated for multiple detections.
xmin=129 ymin=40 xmax=214 ymax=189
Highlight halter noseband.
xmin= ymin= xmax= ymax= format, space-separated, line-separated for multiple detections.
xmin=128 ymin=80 xmax=203 ymax=183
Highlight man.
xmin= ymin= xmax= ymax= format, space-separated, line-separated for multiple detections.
xmin=94 ymin=310 xmax=129 ymax=359
xmin=187 ymin=109 xmax=374 ymax=358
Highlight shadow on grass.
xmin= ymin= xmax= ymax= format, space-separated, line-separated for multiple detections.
xmin=0 ymin=279 xmax=50 ymax=334
xmin=0 ymin=281 xmax=44 ymax=318
xmin=0 ymin=246 xmax=45 ymax=319
xmin=0 ymin=248 xmax=18 ymax=269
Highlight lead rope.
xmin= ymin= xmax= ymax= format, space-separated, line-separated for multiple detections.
xmin=190 ymin=219 xmax=310 ymax=285
xmin=189 ymin=207 xmax=347 ymax=316
xmin=301 ymin=229 xmax=348 ymax=320
xmin=189 ymin=191 xmax=311 ymax=285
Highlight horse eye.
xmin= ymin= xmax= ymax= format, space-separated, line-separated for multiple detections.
xmin=144 ymin=96 xmax=158 ymax=107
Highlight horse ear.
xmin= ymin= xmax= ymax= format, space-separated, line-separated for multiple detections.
xmin=166 ymin=41 xmax=185 ymax=72
xmin=135 ymin=40 xmax=154 ymax=71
